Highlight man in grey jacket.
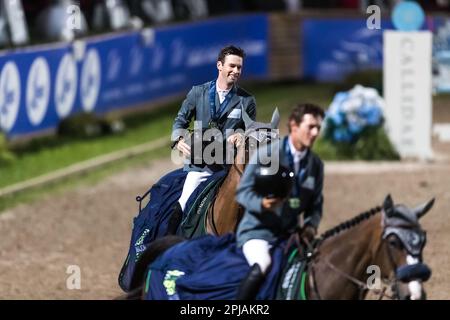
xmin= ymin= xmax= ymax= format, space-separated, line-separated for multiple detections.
xmin=235 ymin=103 xmax=325 ymax=300
xmin=169 ymin=45 xmax=257 ymax=233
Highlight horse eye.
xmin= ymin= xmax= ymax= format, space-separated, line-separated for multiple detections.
xmin=388 ymin=237 xmax=403 ymax=250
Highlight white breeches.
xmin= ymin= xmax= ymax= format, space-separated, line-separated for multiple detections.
xmin=178 ymin=171 xmax=212 ymax=211
xmin=242 ymin=239 xmax=272 ymax=274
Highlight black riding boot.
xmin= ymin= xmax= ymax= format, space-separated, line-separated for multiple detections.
xmin=236 ymin=264 xmax=265 ymax=300
xmin=167 ymin=202 xmax=183 ymax=235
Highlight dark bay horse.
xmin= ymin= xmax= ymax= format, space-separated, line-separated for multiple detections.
xmin=124 ymin=194 xmax=434 ymax=300
xmin=301 ymin=194 xmax=433 ymax=300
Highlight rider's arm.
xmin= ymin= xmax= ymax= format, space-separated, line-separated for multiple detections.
xmin=171 ymin=86 xmax=197 ymax=142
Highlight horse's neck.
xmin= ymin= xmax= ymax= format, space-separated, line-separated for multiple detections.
xmin=310 ymin=214 xmax=383 ymax=300
xmin=207 ymin=142 xmax=246 ymax=235
xmin=209 ymin=163 xmax=243 ymax=234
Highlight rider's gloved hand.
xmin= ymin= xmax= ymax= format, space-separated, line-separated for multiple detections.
xmin=175 ymin=138 xmax=191 ymax=157
xmin=227 ymin=133 xmax=243 ymax=146
xmin=262 ymin=197 xmax=284 ymax=210
xmin=300 ymin=225 xmax=317 ymax=243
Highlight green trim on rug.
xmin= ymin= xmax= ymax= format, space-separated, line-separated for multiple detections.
xmin=144 ymin=270 xmax=153 ymax=294
xmin=299 ymin=271 xmax=308 ymax=300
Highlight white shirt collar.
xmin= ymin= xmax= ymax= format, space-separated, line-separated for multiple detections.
xmin=216 ymin=83 xmax=231 ymax=104
xmin=288 ymin=136 xmax=307 ymax=162
xmin=216 ymin=82 xmax=231 ymax=93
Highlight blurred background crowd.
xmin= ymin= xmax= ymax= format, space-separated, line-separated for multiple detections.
xmin=1 ymin=0 xmax=449 ymax=48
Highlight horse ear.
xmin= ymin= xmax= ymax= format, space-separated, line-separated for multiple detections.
xmin=242 ymin=107 xmax=253 ymax=129
xmin=271 ymin=108 xmax=280 ymax=129
xmin=414 ymin=198 xmax=435 ymax=219
xmin=383 ymin=194 xmax=394 ymax=216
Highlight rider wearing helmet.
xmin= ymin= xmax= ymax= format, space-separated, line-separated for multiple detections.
xmin=235 ymin=103 xmax=325 ymax=300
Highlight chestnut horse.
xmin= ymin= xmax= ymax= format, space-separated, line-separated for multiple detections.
xmin=200 ymin=108 xmax=280 ymax=235
xmin=124 ymin=109 xmax=280 ymax=292
xmin=124 ymin=194 xmax=434 ymax=300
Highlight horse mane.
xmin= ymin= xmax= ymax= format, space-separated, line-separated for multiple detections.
xmin=318 ymin=205 xmax=383 ymax=242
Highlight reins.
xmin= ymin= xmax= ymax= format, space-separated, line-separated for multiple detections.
xmin=286 ymin=205 xmax=398 ymax=300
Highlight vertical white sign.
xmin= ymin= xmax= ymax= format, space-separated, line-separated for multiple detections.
xmin=383 ymin=31 xmax=433 ymax=160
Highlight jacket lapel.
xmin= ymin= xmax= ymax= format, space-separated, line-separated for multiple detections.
xmin=202 ymin=81 xmax=213 ymax=122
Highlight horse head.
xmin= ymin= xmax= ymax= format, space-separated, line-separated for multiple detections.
xmin=374 ymin=194 xmax=434 ymax=300
xmin=313 ymin=194 xmax=434 ymax=300
xmin=234 ymin=108 xmax=280 ymax=164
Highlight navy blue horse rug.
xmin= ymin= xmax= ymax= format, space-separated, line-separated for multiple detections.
xmin=142 ymin=234 xmax=293 ymax=300
xmin=118 ymin=168 xmax=227 ymax=292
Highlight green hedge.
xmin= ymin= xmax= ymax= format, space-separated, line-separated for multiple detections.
xmin=0 ymin=133 xmax=15 ymax=166
xmin=334 ymin=69 xmax=383 ymax=96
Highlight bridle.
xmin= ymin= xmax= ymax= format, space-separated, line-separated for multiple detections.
xmin=303 ymin=207 xmax=429 ymax=300
xmin=232 ymin=127 xmax=278 ymax=177
xmin=381 ymin=209 xmax=429 ymax=299
xmin=208 ymin=127 xmax=278 ymax=235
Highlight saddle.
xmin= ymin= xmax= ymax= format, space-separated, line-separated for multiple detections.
xmin=178 ymin=170 xmax=228 ymax=238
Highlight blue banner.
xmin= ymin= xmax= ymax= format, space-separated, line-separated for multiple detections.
xmin=302 ymin=18 xmax=394 ymax=82
xmin=0 ymin=14 xmax=268 ymax=138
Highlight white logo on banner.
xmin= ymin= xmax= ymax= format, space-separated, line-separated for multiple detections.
xmin=170 ymin=39 xmax=184 ymax=68
xmin=81 ymin=49 xmax=101 ymax=112
xmin=129 ymin=46 xmax=143 ymax=76
xmin=0 ymin=62 xmax=21 ymax=132
xmin=150 ymin=45 xmax=164 ymax=72
xmin=55 ymin=53 xmax=78 ymax=119
xmin=26 ymin=57 xmax=50 ymax=126
xmin=106 ymin=49 xmax=121 ymax=82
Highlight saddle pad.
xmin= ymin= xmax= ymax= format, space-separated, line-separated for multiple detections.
xmin=276 ymin=247 xmax=308 ymax=300
xmin=179 ymin=172 xmax=227 ymax=238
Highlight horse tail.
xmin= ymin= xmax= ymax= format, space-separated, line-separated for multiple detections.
xmin=129 ymin=235 xmax=185 ymax=292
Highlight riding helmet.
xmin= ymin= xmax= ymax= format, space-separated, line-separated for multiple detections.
xmin=253 ymin=165 xmax=295 ymax=198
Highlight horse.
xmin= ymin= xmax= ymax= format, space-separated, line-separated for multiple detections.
xmin=123 ymin=194 xmax=434 ymax=300
xmin=120 ymin=108 xmax=280 ymax=293
xmin=202 ymin=108 xmax=280 ymax=235
xmin=301 ymin=194 xmax=433 ymax=300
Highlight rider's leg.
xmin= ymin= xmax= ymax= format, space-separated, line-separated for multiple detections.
xmin=167 ymin=171 xmax=212 ymax=235
xmin=236 ymin=239 xmax=272 ymax=300
xmin=178 ymin=171 xmax=212 ymax=211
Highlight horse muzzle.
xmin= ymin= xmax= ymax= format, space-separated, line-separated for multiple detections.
xmin=395 ymin=263 xmax=431 ymax=300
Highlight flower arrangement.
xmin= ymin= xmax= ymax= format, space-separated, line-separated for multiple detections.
xmin=323 ymin=85 xmax=384 ymax=144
